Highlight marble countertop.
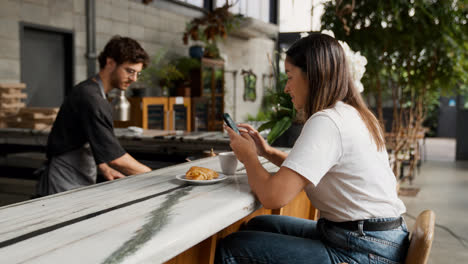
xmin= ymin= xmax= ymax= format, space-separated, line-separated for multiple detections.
xmin=0 ymin=128 xmax=232 ymax=154
xmin=0 ymin=155 xmax=280 ymax=263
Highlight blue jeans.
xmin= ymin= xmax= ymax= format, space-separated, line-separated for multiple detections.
xmin=215 ymin=215 xmax=409 ymax=264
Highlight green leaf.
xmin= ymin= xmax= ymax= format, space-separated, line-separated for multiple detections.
xmin=267 ymin=116 xmax=293 ymax=145
xmin=277 ymin=107 xmax=292 ymax=118
xmin=257 ymin=121 xmax=275 ymax=132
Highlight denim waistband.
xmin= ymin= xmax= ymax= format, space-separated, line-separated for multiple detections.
xmin=324 ymin=217 xmax=403 ymax=232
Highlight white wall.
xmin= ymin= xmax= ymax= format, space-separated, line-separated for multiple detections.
xmin=219 ymin=37 xmax=275 ymax=122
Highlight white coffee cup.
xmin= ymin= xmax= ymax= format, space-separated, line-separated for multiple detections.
xmin=218 ymin=152 xmax=238 ymax=175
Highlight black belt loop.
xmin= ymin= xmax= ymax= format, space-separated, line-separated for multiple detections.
xmin=357 ymin=220 xmax=365 ymax=236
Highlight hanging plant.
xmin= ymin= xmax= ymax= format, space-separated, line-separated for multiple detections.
xmin=182 ymin=2 xmax=244 ymax=59
xmin=241 ymin=69 xmax=257 ymax=102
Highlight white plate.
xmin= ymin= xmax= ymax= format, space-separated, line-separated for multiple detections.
xmin=175 ymin=173 xmax=227 ymax=185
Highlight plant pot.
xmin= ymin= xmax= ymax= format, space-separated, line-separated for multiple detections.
xmin=189 ymin=45 xmax=204 ymax=59
xmin=161 ymin=86 xmax=169 ymax=97
xmin=176 ymin=85 xmax=191 ymax=97
xmin=271 ymin=123 xmax=304 ymax=148
xmin=203 ymin=44 xmax=220 ymax=59
xmin=130 ymin=88 xmax=146 ymax=97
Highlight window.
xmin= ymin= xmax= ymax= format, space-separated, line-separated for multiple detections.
xmin=215 ymin=0 xmax=271 ymax=23
xmin=170 ymin=0 xmax=204 ymax=8
xmin=167 ymin=0 xmax=277 ymax=24
xmin=185 ymin=0 xmax=204 ymax=7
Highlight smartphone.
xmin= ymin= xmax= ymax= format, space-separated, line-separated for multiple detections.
xmin=223 ymin=113 xmax=240 ymax=134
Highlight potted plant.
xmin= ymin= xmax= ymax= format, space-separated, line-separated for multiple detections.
xmin=255 ymin=72 xmax=300 ymax=147
xmin=182 ymin=3 xmax=243 ymax=59
xmin=245 ymin=55 xmax=299 ymax=147
xmin=138 ymin=49 xmax=184 ymax=97
xmin=173 ymin=56 xmax=201 ymax=97
xmin=157 ymin=64 xmax=184 ymax=97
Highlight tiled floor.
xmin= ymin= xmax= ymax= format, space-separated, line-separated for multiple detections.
xmin=400 ymin=138 xmax=468 ymax=263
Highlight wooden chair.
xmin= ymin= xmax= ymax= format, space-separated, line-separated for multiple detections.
xmin=335 ymin=210 xmax=435 ymax=264
xmin=405 ymin=210 xmax=436 ymax=264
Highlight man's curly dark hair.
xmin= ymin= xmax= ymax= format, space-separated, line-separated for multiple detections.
xmin=98 ymin=35 xmax=149 ymax=69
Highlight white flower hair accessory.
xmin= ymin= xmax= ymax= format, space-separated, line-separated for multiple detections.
xmin=301 ymin=31 xmax=367 ymax=93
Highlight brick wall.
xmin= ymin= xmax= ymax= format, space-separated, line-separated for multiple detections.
xmin=0 ymin=0 xmax=277 ymax=122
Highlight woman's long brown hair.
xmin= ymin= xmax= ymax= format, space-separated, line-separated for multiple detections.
xmin=286 ymin=33 xmax=385 ymax=151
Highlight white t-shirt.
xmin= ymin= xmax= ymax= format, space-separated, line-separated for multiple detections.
xmin=282 ymin=101 xmax=406 ymax=222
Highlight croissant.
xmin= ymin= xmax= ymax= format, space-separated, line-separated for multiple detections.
xmin=185 ymin=166 xmax=219 ymax=180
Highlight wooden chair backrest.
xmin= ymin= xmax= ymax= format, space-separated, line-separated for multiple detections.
xmin=405 ymin=210 xmax=436 ymax=264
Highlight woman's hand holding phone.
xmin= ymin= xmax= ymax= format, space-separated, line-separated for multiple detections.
xmin=223 ymin=113 xmax=272 ymax=160
xmin=224 ymin=124 xmax=257 ymax=164
xmin=236 ymin=123 xmax=271 ymax=157
xmin=223 ymin=113 xmax=240 ymax=134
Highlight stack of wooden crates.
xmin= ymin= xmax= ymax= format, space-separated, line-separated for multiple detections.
xmin=0 ymin=83 xmax=59 ymax=130
xmin=0 ymin=83 xmax=27 ymax=128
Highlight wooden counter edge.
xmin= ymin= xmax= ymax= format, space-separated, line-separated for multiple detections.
xmin=165 ymin=191 xmax=318 ymax=264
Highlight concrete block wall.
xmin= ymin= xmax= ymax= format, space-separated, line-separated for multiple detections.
xmin=0 ymin=0 xmax=86 ymax=83
xmin=0 ymin=0 xmax=276 ymax=122
xmin=0 ymin=0 xmax=190 ymax=85
xmin=95 ymin=0 xmax=192 ymax=86
xmin=90 ymin=0 xmax=194 ymax=86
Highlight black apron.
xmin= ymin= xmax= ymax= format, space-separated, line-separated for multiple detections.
xmin=36 ymin=75 xmax=106 ymax=196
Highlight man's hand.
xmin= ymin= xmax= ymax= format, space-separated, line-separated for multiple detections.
xmin=108 ymin=153 xmax=151 ymax=175
xmin=98 ymin=163 xmax=125 ymax=181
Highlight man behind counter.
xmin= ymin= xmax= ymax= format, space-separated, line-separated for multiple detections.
xmin=36 ymin=36 xmax=151 ymax=196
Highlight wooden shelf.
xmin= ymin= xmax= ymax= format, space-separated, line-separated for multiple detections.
xmin=201 ymin=57 xmax=225 ymax=67
xmin=190 ymin=59 xmax=225 ymax=131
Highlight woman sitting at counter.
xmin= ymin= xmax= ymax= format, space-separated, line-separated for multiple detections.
xmin=216 ymin=33 xmax=409 ymax=264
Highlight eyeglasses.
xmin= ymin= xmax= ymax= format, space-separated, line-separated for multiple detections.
xmin=123 ymin=67 xmax=142 ymax=78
